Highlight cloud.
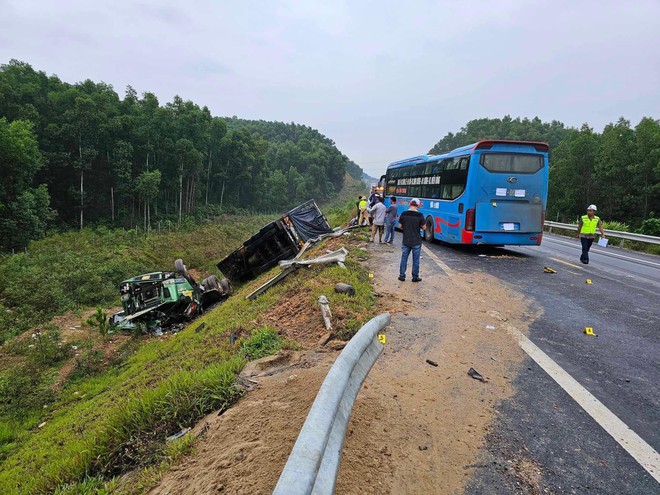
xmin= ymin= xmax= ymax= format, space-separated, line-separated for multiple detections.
xmin=0 ymin=0 xmax=659 ymax=176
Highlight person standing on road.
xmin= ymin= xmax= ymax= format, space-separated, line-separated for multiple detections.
xmin=370 ymin=196 xmax=387 ymax=243
xmin=384 ymin=197 xmax=398 ymax=244
xmin=398 ymin=198 xmax=426 ymax=282
xmin=358 ymin=196 xmax=369 ymax=226
xmin=576 ymin=204 xmax=606 ymax=264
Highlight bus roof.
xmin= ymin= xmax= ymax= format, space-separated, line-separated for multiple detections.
xmin=387 ymin=140 xmax=549 ymax=169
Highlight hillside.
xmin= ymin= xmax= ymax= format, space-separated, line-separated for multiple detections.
xmin=0 ymin=60 xmax=364 ymax=251
xmin=0 ymin=195 xmax=375 ymax=494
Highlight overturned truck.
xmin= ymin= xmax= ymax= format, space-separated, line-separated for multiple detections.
xmin=217 ymin=200 xmax=332 ymax=283
xmin=111 ymin=259 xmax=232 ymax=331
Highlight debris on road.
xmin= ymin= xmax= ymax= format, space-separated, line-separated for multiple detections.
xmin=543 ymin=266 xmax=557 ymax=274
xmin=166 ymin=427 xmax=191 ymax=442
xmin=195 ymin=323 xmax=206 ymax=333
xmin=485 ymin=325 xmax=496 ymax=330
xmin=419 ymin=445 xmax=428 ymax=451
xmin=487 ymin=310 xmax=508 ymax=322
xmin=467 ymin=367 xmax=486 ymax=382
xmin=426 ymin=359 xmax=439 ymax=367
xmin=402 ymin=298 xmax=413 ymax=303
xmin=229 ymin=332 xmax=237 ymax=345
xmin=334 ymin=282 xmax=355 ymax=296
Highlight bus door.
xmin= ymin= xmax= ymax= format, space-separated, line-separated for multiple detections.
xmin=472 ymin=150 xmax=546 ymax=233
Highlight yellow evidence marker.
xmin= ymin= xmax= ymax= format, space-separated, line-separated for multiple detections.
xmin=378 ymin=334 xmax=386 ymax=344
xmin=368 ymin=273 xmax=374 ymax=278
xmin=586 ymin=279 xmax=592 ymax=284
xmin=543 ymin=267 xmax=557 ymax=274
xmin=584 ymin=327 xmax=597 ymax=336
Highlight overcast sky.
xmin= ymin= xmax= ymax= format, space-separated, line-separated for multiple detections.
xmin=2 ymin=0 xmax=659 ymax=177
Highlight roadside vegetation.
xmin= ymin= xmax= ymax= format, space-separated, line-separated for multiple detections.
xmin=0 ymin=195 xmax=375 ymax=494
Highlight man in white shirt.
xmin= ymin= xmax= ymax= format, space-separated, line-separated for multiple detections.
xmin=370 ymin=195 xmax=387 ymax=243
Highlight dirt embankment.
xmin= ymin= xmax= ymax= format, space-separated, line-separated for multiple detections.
xmin=150 ymin=242 xmax=536 ymax=495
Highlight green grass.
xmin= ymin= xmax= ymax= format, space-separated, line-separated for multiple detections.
xmin=0 ymin=200 xmax=376 ymax=494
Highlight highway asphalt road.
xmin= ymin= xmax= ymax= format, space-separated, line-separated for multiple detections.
xmin=424 ymin=233 xmax=660 ymax=494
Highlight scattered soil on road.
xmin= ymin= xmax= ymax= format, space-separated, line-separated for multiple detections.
xmin=334 ymin=243 xmax=535 ymax=494
xmin=149 ymin=242 xmax=537 ymax=494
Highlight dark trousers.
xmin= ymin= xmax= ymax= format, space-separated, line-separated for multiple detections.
xmin=580 ymin=237 xmax=594 ymax=263
xmin=400 ymin=244 xmax=421 ymax=279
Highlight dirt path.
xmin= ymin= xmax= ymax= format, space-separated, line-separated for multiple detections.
xmin=149 ymin=242 xmax=536 ymax=494
xmin=335 ymin=243 xmax=536 ymax=494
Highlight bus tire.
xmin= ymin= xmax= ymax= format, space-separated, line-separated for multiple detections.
xmin=424 ymin=216 xmax=434 ymax=242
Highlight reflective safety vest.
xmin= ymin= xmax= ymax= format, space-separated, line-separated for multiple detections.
xmin=359 ymin=200 xmax=367 ymax=211
xmin=580 ymin=215 xmax=600 ymax=235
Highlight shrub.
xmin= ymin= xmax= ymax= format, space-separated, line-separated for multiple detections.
xmin=28 ymin=326 xmax=70 ymax=367
xmin=73 ymin=349 xmax=106 ymax=378
xmin=602 ymin=220 xmax=629 ymax=232
xmin=637 ymin=217 xmax=660 ymax=236
xmin=85 ymin=307 xmax=111 ymax=341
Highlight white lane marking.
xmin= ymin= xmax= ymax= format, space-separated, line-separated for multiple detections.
xmin=423 ymin=250 xmax=660 ymax=481
xmin=544 ymin=236 xmax=660 ymax=268
xmin=507 ymin=325 xmax=660 ymax=483
xmin=422 ymin=245 xmax=454 ymax=276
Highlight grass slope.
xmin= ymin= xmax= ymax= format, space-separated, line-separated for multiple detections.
xmin=0 ymin=196 xmax=374 ymax=494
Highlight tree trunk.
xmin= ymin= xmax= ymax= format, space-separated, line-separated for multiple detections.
xmin=206 ymin=150 xmax=212 ymax=205
xmin=111 ymin=186 xmax=115 ymax=222
xmin=178 ymin=173 xmax=183 ymax=227
xmin=80 ymin=170 xmax=84 ymax=230
xmin=220 ymin=181 xmax=225 ymax=207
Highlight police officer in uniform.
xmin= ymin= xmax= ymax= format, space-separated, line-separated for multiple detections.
xmin=576 ymin=204 xmax=606 ymax=264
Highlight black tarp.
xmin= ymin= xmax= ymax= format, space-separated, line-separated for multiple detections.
xmin=287 ymin=200 xmax=332 ymax=242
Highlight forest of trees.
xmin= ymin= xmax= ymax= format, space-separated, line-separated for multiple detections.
xmin=0 ymin=60 xmax=363 ymax=252
xmin=429 ymin=116 xmax=660 ymax=231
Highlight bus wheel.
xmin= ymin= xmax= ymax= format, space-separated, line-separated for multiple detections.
xmin=424 ymin=217 xmax=434 ymax=242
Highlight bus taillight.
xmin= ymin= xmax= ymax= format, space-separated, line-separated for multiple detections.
xmin=465 ymin=209 xmax=475 ymax=231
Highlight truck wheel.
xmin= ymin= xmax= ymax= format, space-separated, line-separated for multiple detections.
xmin=424 ymin=217 xmax=434 ymax=242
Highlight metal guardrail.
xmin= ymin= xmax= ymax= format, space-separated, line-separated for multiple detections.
xmin=544 ymin=221 xmax=660 ymax=246
xmin=273 ymin=312 xmax=391 ymax=495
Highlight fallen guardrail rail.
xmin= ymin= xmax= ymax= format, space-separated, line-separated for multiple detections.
xmin=544 ymin=221 xmax=660 ymax=246
xmin=273 ymin=312 xmax=391 ymax=495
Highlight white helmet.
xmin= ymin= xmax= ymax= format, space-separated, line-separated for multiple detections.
xmin=587 ymin=204 xmax=597 ymax=211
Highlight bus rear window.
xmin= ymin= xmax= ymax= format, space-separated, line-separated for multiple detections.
xmin=479 ymin=153 xmax=543 ymax=174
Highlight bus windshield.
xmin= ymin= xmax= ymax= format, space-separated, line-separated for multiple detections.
xmin=479 ymin=153 xmax=543 ymax=174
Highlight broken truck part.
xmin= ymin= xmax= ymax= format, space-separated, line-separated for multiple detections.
xmin=246 ymin=247 xmax=349 ymax=300
xmin=216 ymin=200 xmax=332 ymax=284
xmin=110 ymin=259 xmax=232 ymax=332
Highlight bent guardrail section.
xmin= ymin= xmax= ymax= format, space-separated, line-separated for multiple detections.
xmin=544 ymin=221 xmax=660 ymax=246
xmin=273 ymin=312 xmax=391 ymax=495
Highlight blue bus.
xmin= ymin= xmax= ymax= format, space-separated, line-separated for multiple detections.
xmin=380 ymin=140 xmax=549 ymax=246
